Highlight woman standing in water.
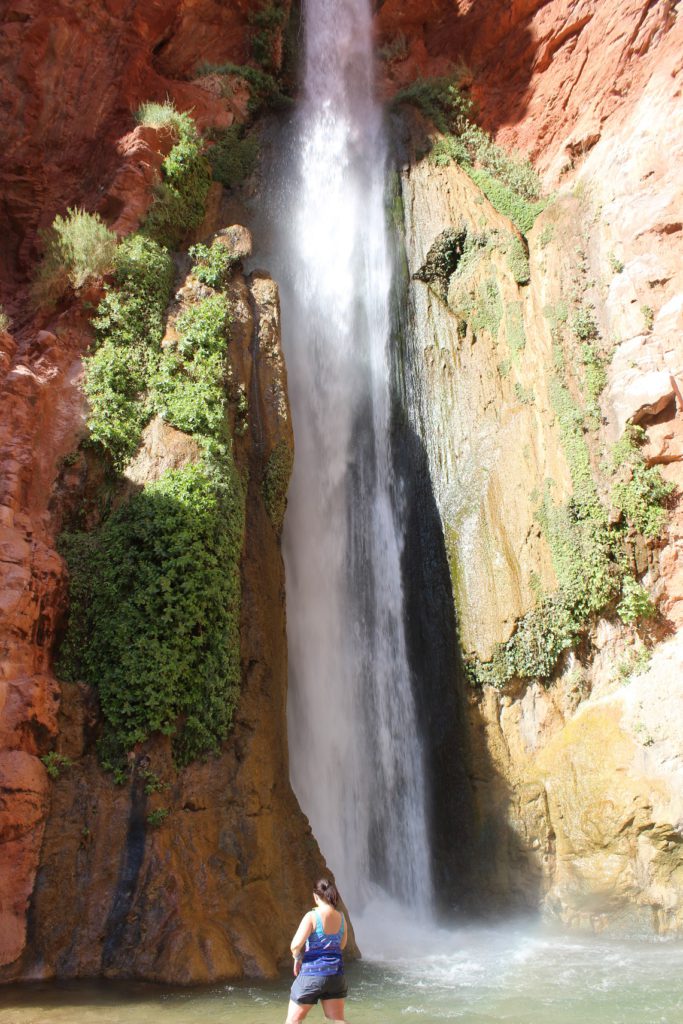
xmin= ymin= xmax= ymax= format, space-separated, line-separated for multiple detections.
xmin=286 ymin=879 xmax=348 ymax=1023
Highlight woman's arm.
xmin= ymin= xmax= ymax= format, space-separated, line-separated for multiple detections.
xmin=290 ymin=912 xmax=314 ymax=958
xmin=341 ymin=913 xmax=348 ymax=950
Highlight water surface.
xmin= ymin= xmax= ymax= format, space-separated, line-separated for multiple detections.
xmin=2 ymin=924 xmax=681 ymax=1024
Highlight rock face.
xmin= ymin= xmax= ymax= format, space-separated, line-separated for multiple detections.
xmin=0 ymin=0 xmax=255 ymax=290
xmin=468 ymin=633 xmax=683 ymax=933
xmin=391 ymin=2 xmax=683 ymax=932
xmin=0 ymin=241 xmax=334 ymax=982
xmin=377 ymin=0 xmax=680 ymax=180
xmin=2 ymin=0 xmax=683 ymax=981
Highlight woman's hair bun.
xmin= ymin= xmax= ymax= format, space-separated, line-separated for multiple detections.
xmin=314 ymin=878 xmax=340 ymax=907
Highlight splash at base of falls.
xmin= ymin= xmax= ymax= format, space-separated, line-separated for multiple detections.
xmin=3 ymin=925 xmax=681 ymax=1024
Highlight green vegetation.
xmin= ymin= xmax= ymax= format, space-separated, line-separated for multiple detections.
xmin=248 ymin=1 xmax=288 ymax=71
xmin=147 ymin=808 xmax=170 ymax=828
xmin=473 ymin=279 xmax=503 ymax=336
xmin=189 ymin=241 xmax=238 ymax=289
xmin=505 ymin=235 xmax=530 ymax=285
xmin=136 ymin=101 xmax=186 ymax=132
xmin=41 ymin=752 xmax=74 ymax=780
xmin=570 ymin=304 xmax=598 ymax=341
xmin=208 ymin=126 xmax=260 ymax=188
xmin=58 ymin=458 xmax=244 ymax=772
xmin=609 ymin=424 xmax=674 ymax=538
xmin=58 ymin=169 xmax=246 ymax=774
xmin=425 ymin=105 xmax=544 ymax=236
xmin=33 ymin=208 xmax=117 ymax=306
xmin=85 ymin=235 xmax=174 ymax=469
xmin=262 ymin=438 xmax=294 ymax=532
xmin=392 ymin=77 xmax=472 ymax=134
xmin=379 ymin=32 xmax=409 ymax=63
xmin=175 ymin=293 xmax=231 ymax=357
xmin=608 ymin=251 xmax=624 ymax=274
xmin=580 ymin=341 xmax=607 ymax=404
xmin=514 ymin=382 xmax=534 ymax=405
xmin=0 ymin=306 xmax=10 ymax=333
xmin=505 ymin=302 xmax=526 ymax=360
xmin=539 ymin=223 xmax=554 ymax=248
xmin=141 ymin=769 xmax=168 ymax=796
xmin=468 ymin=169 xmax=545 ymax=236
xmin=138 ymin=104 xmax=211 ymax=250
xmin=617 ymin=576 xmax=656 ymax=625
xmin=617 ymin=643 xmax=651 ymax=682
xmin=641 ymin=304 xmax=654 ymax=332
xmin=414 ymin=226 xmax=468 ymax=296
xmin=194 ymin=61 xmax=291 ymax=115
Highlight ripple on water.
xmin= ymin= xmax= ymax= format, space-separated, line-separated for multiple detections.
xmin=1 ymin=925 xmax=682 ymax=1024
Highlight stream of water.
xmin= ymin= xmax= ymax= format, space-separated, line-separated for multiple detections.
xmin=277 ymin=0 xmax=431 ymax=912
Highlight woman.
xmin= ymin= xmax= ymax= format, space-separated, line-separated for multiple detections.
xmin=286 ymin=878 xmax=348 ymax=1023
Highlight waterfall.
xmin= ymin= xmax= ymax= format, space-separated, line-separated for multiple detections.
xmin=276 ymin=0 xmax=432 ymax=916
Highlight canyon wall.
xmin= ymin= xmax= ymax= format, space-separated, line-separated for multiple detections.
xmin=0 ymin=0 xmax=337 ymax=983
xmin=1 ymin=0 xmax=683 ymax=985
xmin=388 ymin=1 xmax=683 ymax=930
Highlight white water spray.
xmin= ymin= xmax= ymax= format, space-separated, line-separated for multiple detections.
xmin=277 ymin=0 xmax=432 ymax=917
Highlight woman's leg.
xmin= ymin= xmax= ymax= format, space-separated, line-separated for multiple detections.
xmin=321 ymin=998 xmax=346 ymax=1022
xmin=285 ymin=999 xmax=314 ymax=1024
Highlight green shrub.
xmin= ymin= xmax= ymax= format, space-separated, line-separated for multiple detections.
xmin=514 ymin=382 xmax=534 ymax=405
xmin=460 ymin=123 xmax=540 ymax=200
xmin=93 ymin=235 xmax=174 ymax=349
xmin=175 ymin=293 xmax=231 ymax=357
xmin=505 ymin=235 xmax=530 ymax=284
xmin=471 ymin=278 xmax=503 ymax=338
xmin=153 ymin=349 xmax=226 ymax=440
xmin=208 ymin=126 xmax=260 ymax=188
xmin=189 ymin=241 xmax=237 ymax=289
xmin=262 ymin=439 xmax=294 ymax=532
xmin=570 ymin=305 xmax=598 ymax=341
xmin=580 ymin=342 xmax=607 ymax=403
xmin=609 ymin=424 xmax=674 ymax=537
xmin=83 ymin=342 xmax=154 ymax=469
xmin=85 ymin=233 xmax=174 ymax=467
xmin=194 ymin=62 xmax=291 ymax=115
xmin=0 ymin=306 xmax=10 ymax=333
xmin=140 ymin=108 xmax=211 ymax=250
xmin=505 ymin=302 xmax=526 ymax=358
xmin=391 ymin=77 xmax=472 ymax=134
xmin=147 ymin=807 xmax=170 ymax=828
xmin=136 ymin=100 xmax=185 ymax=133
xmin=34 ymin=208 xmax=117 ymax=305
xmin=608 ymin=252 xmax=624 ymax=274
xmin=41 ymin=752 xmax=73 ymax=780
xmin=58 ymin=458 xmax=245 ymax=770
xmin=617 ymin=576 xmax=656 ymax=625
xmin=641 ymin=304 xmax=654 ymax=332
xmin=539 ymin=224 xmax=554 ymax=248
xmin=249 ymin=1 xmax=287 ymax=70
xmin=467 ymin=168 xmax=545 ymax=236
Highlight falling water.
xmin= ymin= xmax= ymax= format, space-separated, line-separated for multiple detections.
xmin=276 ymin=0 xmax=432 ymax=915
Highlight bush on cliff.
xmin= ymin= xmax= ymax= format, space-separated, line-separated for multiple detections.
xmin=85 ymin=234 xmax=174 ymax=469
xmin=138 ymin=104 xmax=211 ymax=250
xmin=33 ymin=208 xmax=117 ymax=306
xmin=58 ymin=457 xmax=244 ymax=771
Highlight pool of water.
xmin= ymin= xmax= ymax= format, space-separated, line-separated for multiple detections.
xmin=2 ymin=920 xmax=681 ymax=1024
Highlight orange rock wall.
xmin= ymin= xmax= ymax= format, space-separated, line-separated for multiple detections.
xmin=0 ymin=0 xmax=253 ymax=291
xmin=376 ymin=0 xmax=680 ymax=180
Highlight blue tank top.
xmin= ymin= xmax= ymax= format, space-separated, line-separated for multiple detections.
xmin=300 ymin=909 xmax=345 ymax=976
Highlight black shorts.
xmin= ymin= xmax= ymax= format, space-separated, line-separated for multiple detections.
xmin=290 ymin=970 xmax=348 ymax=1005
